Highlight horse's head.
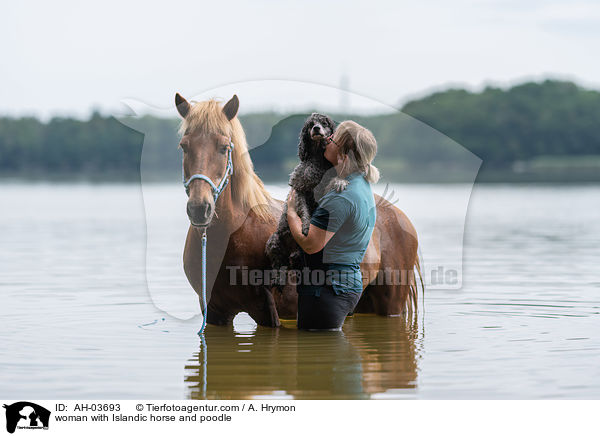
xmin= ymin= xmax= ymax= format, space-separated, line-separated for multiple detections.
xmin=175 ymin=93 xmax=239 ymax=228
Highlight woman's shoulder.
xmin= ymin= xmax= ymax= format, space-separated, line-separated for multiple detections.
xmin=321 ymin=176 xmax=363 ymax=208
xmin=345 ymin=173 xmax=372 ymax=197
xmin=319 ymin=173 xmax=372 ymax=205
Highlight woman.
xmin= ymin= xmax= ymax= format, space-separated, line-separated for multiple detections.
xmin=287 ymin=120 xmax=380 ymax=330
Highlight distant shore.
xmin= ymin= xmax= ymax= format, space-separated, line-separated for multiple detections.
xmin=2 ymin=79 xmax=599 ymax=184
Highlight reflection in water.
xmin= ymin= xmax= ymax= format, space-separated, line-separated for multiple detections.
xmin=185 ymin=314 xmax=420 ymax=399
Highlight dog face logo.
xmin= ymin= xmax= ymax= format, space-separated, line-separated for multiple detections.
xmin=3 ymin=402 xmax=50 ymax=434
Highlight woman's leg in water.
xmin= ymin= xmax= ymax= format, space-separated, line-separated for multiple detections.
xmin=297 ymin=286 xmax=362 ymax=330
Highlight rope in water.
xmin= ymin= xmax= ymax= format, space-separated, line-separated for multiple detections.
xmin=199 ymin=333 xmax=207 ymax=399
xmin=198 ymin=230 xmax=208 ymax=336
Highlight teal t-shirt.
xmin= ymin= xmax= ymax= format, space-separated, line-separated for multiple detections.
xmin=298 ymin=172 xmax=376 ymax=295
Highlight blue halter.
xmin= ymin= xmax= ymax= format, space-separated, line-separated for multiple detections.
xmin=182 ymin=140 xmax=235 ymax=200
xmin=181 ymin=140 xmax=235 ymax=336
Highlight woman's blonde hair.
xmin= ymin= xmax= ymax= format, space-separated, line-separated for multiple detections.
xmin=333 ymin=120 xmax=380 ymax=183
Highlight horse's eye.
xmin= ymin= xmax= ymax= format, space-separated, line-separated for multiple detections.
xmin=220 ymin=144 xmax=228 ymax=154
xmin=179 ymin=142 xmax=189 ymax=153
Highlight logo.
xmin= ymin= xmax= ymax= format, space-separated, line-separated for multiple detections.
xmin=3 ymin=402 xmax=50 ymax=434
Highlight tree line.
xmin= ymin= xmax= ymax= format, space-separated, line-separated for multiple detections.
xmin=1 ymin=79 xmax=599 ymax=182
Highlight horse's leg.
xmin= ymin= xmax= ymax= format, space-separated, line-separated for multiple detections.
xmin=358 ymin=281 xmax=410 ymax=316
xmin=205 ymin=297 xmax=235 ymax=326
xmin=354 ymin=268 xmax=406 ymax=316
xmin=367 ymin=235 xmax=418 ymax=316
xmin=273 ymin=283 xmax=298 ymax=320
xmin=246 ymin=286 xmax=281 ymax=328
xmin=354 ymin=286 xmax=374 ymax=314
xmin=205 ymin=309 xmax=234 ymax=326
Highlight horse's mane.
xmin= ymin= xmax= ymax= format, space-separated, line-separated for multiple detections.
xmin=179 ymin=99 xmax=275 ymax=223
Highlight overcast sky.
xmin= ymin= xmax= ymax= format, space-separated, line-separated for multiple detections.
xmin=2 ymin=0 xmax=600 ymax=119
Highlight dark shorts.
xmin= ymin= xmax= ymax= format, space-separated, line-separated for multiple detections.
xmin=297 ymin=285 xmax=362 ymax=330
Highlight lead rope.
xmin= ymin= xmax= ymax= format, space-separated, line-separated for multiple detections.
xmin=198 ymin=230 xmax=208 ymax=336
xmin=182 ymin=140 xmax=234 ymax=337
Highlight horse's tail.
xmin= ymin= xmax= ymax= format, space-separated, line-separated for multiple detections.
xmin=407 ymin=251 xmax=425 ymax=317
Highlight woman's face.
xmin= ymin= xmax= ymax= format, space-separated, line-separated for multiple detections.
xmin=324 ymin=134 xmax=341 ymax=166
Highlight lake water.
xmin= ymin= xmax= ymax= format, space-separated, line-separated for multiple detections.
xmin=1 ymin=183 xmax=599 ymax=399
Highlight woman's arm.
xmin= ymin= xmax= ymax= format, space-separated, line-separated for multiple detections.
xmin=287 ymin=191 xmax=335 ymax=254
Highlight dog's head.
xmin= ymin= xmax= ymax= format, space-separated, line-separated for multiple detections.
xmin=299 ymin=113 xmax=336 ymax=161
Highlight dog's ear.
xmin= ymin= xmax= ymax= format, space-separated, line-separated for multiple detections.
xmin=298 ymin=115 xmax=313 ymax=161
xmin=325 ymin=115 xmax=336 ymax=132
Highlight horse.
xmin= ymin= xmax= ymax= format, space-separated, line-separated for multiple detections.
xmin=175 ymin=93 xmax=422 ymax=328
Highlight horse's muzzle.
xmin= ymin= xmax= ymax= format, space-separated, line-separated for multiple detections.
xmin=187 ymin=200 xmax=214 ymax=227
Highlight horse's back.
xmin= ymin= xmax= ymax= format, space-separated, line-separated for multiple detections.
xmin=373 ymin=193 xmax=419 ymax=262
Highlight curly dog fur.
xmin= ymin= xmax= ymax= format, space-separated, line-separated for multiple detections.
xmin=265 ymin=113 xmax=342 ymax=277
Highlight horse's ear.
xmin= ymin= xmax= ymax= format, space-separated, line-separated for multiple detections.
xmin=175 ymin=93 xmax=190 ymax=118
xmin=223 ymin=94 xmax=239 ymax=121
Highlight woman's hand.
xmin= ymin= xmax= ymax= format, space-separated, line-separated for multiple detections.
xmin=287 ymin=190 xmax=298 ymax=219
xmin=286 ymin=189 xmax=334 ymax=255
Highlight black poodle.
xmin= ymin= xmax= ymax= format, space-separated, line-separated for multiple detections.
xmin=266 ymin=113 xmax=340 ymax=277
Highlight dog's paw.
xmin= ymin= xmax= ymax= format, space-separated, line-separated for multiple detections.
xmin=301 ymin=221 xmax=310 ymax=236
xmin=330 ymin=177 xmax=349 ymax=193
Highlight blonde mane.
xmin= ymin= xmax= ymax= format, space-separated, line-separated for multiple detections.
xmin=179 ymin=99 xmax=274 ymax=222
